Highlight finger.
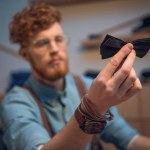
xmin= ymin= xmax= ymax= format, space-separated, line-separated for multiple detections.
xmin=100 ymin=43 xmax=133 ymax=80
xmin=124 ymin=78 xmax=142 ymax=100
xmin=119 ymin=68 xmax=137 ymax=95
xmin=110 ymin=49 xmax=136 ymax=87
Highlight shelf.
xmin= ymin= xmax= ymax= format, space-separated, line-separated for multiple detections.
xmin=30 ymin=0 xmax=111 ymax=6
xmin=81 ymin=29 xmax=150 ymax=49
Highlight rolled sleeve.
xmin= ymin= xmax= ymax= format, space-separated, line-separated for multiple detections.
xmin=100 ymin=107 xmax=139 ymax=150
xmin=36 ymin=145 xmax=44 ymax=150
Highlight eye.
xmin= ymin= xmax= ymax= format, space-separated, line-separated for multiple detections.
xmin=34 ymin=38 xmax=50 ymax=47
xmin=55 ymin=36 xmax=65 ymax=43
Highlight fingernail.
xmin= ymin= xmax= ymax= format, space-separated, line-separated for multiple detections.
xmin=128 ymin=43 xmax=133 ymax=50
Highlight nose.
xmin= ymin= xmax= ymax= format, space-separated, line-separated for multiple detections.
xmin=49 ymin=40 xmax=59 ymax=54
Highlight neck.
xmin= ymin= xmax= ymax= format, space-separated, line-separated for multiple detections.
xmin=33 ymin=72 xmax=65 ymax=91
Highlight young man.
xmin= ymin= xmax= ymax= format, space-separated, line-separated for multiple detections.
xmin=0 ymin=2 xmax=150 ymax=150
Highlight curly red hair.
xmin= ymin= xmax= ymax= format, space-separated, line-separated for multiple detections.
xmin=9 ymin=2 xmax=61 ymax=48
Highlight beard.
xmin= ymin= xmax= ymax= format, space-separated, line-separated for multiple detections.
xmin=30 ymin=56 xmax=69 ymax=82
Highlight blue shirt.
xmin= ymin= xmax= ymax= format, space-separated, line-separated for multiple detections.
xmin=0 ymin=73 xmax=138 ymax=150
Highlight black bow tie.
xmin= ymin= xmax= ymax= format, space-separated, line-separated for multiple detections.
xmin=100 ymin=34 xmax=150 ymax=59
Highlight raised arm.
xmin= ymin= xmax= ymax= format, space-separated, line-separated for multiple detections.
xmin=41 ymin=43 xmax=142 ymax=150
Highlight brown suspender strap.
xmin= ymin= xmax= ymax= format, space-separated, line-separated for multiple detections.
xmin=72 ymin=75 xmax=87 ymax=98
xmin=23 ymin=86 xmax=53 ymax=137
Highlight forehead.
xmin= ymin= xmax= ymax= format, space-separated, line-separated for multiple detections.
xmin=36 ymin=22 xmax=64 ymax=39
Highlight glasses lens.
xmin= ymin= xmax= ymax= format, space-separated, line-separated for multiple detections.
xmin=34 ymin=38 xmax=50 ymax=48
xmin=32 ymin=34 xmax=69 ymax=52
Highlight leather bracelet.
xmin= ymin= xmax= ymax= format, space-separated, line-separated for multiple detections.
xmin=74 ymin=94 xmax=114 ymax=134
xmin=75 ymin=103 xmax=106 ymax=134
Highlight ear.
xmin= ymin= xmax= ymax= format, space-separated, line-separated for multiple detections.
xmin=19 ymin=48 xmax=30 ymax=61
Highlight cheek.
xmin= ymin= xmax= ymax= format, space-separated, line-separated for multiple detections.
xmin=61 ymin=49 xmax=68 ymax=60
xmin=28 ymin=53 xmax=46 ymax=67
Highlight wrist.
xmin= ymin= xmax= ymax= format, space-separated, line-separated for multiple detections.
xmin=82 ymin=94 xmax=113 ymax=121
xmin=82 ymin=94 xmax=109 ymax=116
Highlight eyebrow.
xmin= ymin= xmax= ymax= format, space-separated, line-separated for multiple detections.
xmin=35 ymin=34 xmax=64 ymax=40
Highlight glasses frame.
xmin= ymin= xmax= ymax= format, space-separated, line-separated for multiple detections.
xmin=31 ymin=34 xmax=69 ymax=52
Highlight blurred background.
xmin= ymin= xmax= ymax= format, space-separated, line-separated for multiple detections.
xmin=0 ymin=0 xmax=150 ymax=149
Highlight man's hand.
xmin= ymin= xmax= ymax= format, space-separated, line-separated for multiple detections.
xmin=88 ymin=43 xmax=142 ymax=114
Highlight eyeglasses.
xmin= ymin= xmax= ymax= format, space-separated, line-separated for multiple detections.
xmin=31 ymin=34 xmax=69 ymax=53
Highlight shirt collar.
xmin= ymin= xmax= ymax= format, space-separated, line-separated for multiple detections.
xmin=25 ymin=74 xmax=69 ymax=102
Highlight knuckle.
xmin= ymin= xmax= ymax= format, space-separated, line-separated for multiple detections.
xmin=129 ymin=75 xmax=137 ymax=82
xmin=135 ymin=84 xmax=142 ymax=91
xmin=110 ymin=58 xmax=119 ymax=67
xmin=105 ymin=86 xmax=114 ymax=96
xmin=97 ymin=77 xmax=106 ymax=87
xmin=133 ymin=79 xmax=142 ymax=91
xmin=121 ymin=67 xmax=130 ymax=76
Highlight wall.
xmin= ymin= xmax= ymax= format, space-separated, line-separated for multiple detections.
xmin=0 ymin=0 xmax=150 ymax=94
xmin=0 ymin=0 xmax=29 ymax=94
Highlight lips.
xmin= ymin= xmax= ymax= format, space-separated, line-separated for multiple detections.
xmin=49 ymin=57 xmax=62 ymax=65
